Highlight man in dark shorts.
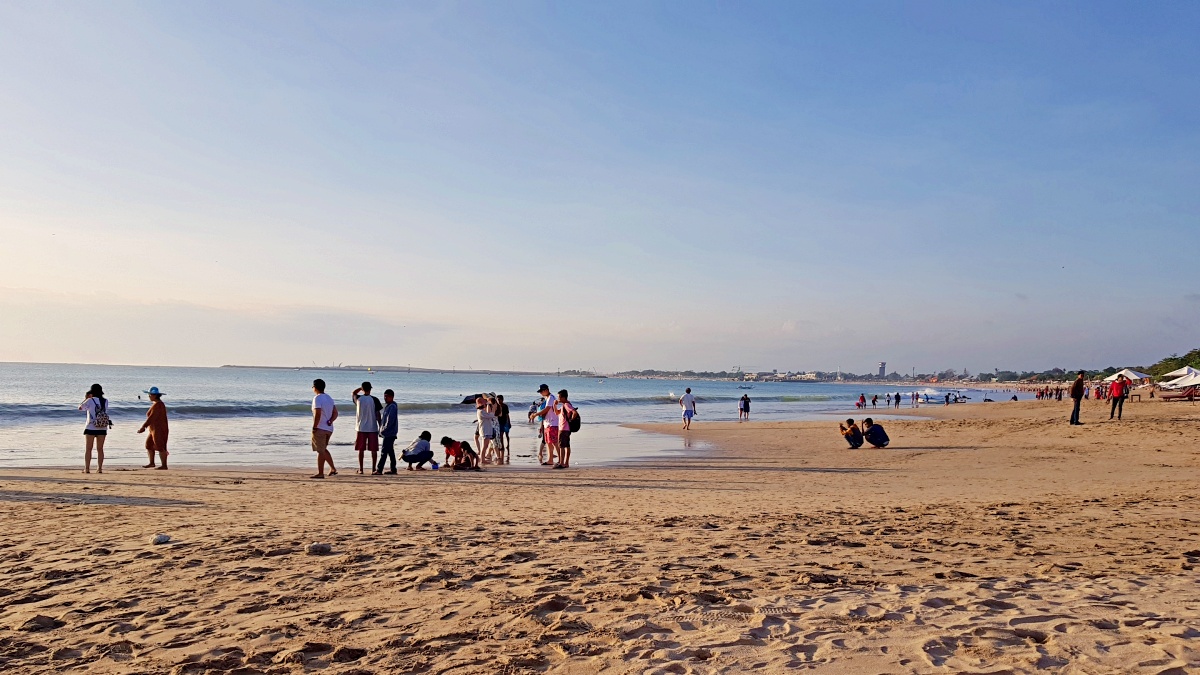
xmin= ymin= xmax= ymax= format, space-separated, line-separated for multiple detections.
xmin=496 ymin=394 xmax=512 ymax=458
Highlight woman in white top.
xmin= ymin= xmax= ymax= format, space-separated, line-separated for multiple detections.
xmin=477 ymin=399 xmax=498 ymax=463
xmin=79 ymin=383 xmax=110 ymax=474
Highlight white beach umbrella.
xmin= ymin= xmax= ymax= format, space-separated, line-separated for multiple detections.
xmin=1104 ymin=368 xmax=1151 ymax=382
xmin=1161 ymin=366 xmax=1200 ymax=379
xmin=1164 ymin=372 xmax=1200 ymax=389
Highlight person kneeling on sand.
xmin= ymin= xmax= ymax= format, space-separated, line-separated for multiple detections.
xmin=440 ymin=436 xmax=481 ymax=471
xmin=402 ymin=431 xmax=435 ymax=470
xmin=840 ymin=419 xmax=864 ymax=449
xmin=862 ymin=418 xmax=890 ymax=448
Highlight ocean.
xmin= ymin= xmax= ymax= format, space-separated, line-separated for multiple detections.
xmin=0 ymin=363 xmax=1021 ymax=469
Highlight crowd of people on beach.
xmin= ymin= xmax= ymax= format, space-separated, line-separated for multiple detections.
xmin=855 ymin=392 xmax=923 ymax=409
xmin=309 ymin=379 xmax=580 ymax=478
xmin=75 ymin=374 xmax=1142 ymax=474
xmin=75 ymin=378 xmax=585 ymax=477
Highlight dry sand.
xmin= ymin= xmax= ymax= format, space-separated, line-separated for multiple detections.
xmin=1 ymin=398 xmax=1198 ymax=674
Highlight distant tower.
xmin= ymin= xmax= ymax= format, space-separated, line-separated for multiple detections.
xmin=878 ymin=362 xmax=887 ymax=377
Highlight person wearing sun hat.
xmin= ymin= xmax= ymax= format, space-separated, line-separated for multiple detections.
xmin=138 ymin=386 xmax=170 ymax=470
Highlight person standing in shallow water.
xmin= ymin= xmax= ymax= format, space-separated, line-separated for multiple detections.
xmin=79 ymin=383 xmax=110 ymax=474
xmin=138 ymin=386 xmax=169 ymax=469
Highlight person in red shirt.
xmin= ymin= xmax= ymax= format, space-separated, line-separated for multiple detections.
xmin=440 ymin=437 xmax=480 ymax=470
xmin=1109 ymin=375 xmax=1129 ymax=420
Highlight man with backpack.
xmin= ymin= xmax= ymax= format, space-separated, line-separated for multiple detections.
xmin=352 ymin=382 xmax=383 ymax=474
xmin=555 ymin=389 xmax=579 ymax=469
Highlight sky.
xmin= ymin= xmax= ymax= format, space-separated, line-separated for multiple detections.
xmin=1 ymin=1 xmax=1197 ymax=375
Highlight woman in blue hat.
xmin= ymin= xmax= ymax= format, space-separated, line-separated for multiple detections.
xmin=138 ymin=387 xmax=169 ymax=469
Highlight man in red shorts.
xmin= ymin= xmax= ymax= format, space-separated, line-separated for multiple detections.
xmin=352 ymin=382 xmax=382 ymax=474
xmin=530 ymin=384 xmax=559 ymax=467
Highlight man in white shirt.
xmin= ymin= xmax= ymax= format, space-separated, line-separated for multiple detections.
xmin=353 ymin=382 xmax=382 ymax=474
xmin=529 ymin=384 xmax=559 ymax=466
xmin=679 ymin=388 xmax=697 ymax=430
xmin=311 ymin=379 xmax=339 ymax=479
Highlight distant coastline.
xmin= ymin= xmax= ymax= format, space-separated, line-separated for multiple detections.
xmin=219 ymin=364 xmax=553 ymax=377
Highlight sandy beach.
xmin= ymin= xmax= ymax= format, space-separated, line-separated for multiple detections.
xmin=1 ymin=399 xmax=1198 ymax=674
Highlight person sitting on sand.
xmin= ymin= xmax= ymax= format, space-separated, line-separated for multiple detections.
xmin=840 ymin=419 xmax=864 ymax=449
xmin=402 ymin=431 xmax=435 ymax=470
xmin=862 ymin=418 xmax=890 ymax=448
xmin=137 ymin=386 xmax=169 ymax=469
xmin=440 ymin=436 xmax=481 ymax=470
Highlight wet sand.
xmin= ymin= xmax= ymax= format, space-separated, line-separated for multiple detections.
xmin=0 ymin=398 xmax=1197 ymax=673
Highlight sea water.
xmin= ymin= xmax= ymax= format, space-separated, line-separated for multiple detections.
xmin=0 ymin=363 xmax=1022 ymax=469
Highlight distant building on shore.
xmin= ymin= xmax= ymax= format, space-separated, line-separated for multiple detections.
xmin=878 ymin=362 xmax=887 ymax=378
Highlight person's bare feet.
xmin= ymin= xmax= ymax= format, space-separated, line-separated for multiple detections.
xmin=155 ymin=466 xmax=168 ymax=470
xmin=356 ymin=469 xmax=364 ymax=475
xmin=143 ymin=463 xmax=156 ymax=468
xmin=311 ymin=473 xmax=325 ymax=479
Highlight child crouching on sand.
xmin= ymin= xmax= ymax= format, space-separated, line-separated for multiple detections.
xmin=401 ymin=431 xmax=435 ymax=470
xmin=839 ymin=419 xmax=864 ymax=449
xmin=440 ymin=436 xmax=481 ymax=471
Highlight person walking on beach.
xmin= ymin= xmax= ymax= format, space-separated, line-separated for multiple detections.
xmin=738 ymin=394 xmax=751 ymax=421
xmin=311 ymin=379 xmax=338 ymax=479
xmin=137 ymin=386 xmax=169 ymax=469
xmin=871 ymin=394 xmax=878 ymax=409
xmin=680 ymin=388 xmax=697 ymax=430
xmin=894 ymin=393 xmax=901 ymax=409
xmin=377 ymin=388 xmax=399 ymax=474
xmin=79 ymin=383 xmax=111 ymax=474
xmin=1109 ymin=374 xmax=1130 ymax=420
xmin=1069 ymin=371 xmax=1086 ymax=425
xmin=353 ymin=382 xmax=382 ymax=474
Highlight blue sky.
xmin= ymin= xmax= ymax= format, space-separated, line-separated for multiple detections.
xmin=1 ymin=1 xmax=1197 ymax=374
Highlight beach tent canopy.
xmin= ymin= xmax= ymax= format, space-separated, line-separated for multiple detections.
xmin=1164 ymin=372 xmax=1200 ymax=389
xmin=1161 ymin=366 xmax=1200 ymax=379
xmin=1104 ymin=368 xmax=1151 ymax=382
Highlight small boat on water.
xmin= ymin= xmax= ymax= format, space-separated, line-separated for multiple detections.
xmin=738 ymin=385 xmax=754 ymax=390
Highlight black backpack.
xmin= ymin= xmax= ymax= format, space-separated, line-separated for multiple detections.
xmin=567 ymin=407 xmax=581 ymax=433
